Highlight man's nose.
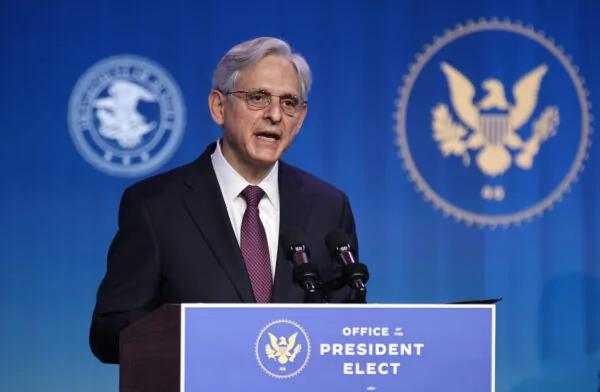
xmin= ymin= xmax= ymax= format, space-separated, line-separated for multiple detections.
xmin=263 ymin=97 xmax=283 ymax=123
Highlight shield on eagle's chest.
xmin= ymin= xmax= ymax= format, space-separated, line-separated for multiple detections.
xmin=479 ymin=112 xmax=510 ymax=146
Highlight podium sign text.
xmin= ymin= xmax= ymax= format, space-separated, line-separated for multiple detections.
xmin=181 ymin=304 xmax=495 ymax=391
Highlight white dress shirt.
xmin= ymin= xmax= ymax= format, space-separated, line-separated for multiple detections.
xmin=210 ymin=141 xmax=280 ymax=280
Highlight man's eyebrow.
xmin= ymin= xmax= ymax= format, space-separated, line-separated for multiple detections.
xmin=246 ymin=87 xmax=300 ymax=97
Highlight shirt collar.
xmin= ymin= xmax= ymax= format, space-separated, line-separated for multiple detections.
xmin=211 ymin=140 xmax=279 ymax=210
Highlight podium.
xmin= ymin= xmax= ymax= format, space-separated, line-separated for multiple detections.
xmin=120 ymin=304 xmax=495 ymax=391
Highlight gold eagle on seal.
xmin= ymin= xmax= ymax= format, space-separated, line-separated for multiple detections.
xmin=432 ymin=62 xmax=559 ymax=176
xmin=265 ymin=332 xmax=302 ymax=365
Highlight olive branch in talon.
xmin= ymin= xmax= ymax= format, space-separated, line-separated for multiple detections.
xmin=515 ymin=106 xmax=559 ymax=169
xmin=432 ymin=103 xmax=471 ymax=166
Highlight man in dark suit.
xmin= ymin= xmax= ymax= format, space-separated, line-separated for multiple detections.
xmin=90 ymin=37 xmax=358 ymax=364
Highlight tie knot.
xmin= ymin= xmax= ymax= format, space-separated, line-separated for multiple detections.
xmin=241 ymin=185 xmax=265 ymax=208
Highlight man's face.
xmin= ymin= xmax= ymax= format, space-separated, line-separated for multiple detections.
xmin=210 ymin=55 xmax=307 ymax=179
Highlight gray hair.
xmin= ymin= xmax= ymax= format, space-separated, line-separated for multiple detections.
xmin=212 ymin=37 xmax=312 ymax=100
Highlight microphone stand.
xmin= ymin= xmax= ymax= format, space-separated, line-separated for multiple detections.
xmin=320 ymin=271 xmax=367 ymax=304
xmin=343 ymin=262 xmax=369 ymax=304
xmin=292 ymin=262 xmax=326 ymax=303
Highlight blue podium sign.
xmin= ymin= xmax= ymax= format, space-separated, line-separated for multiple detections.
xmin=180 ymin=304 xmax=495 ymax=392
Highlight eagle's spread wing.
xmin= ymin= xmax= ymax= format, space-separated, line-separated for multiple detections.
xmin=510 ymin=64 xmax=548 ymax=130
xmin=286 ymin=333 xmax=298 ymax=351
xmin=440 ymin=62 xmax=479 ymax=131
xmin=268 ymin=333 xmax=279 ymax=352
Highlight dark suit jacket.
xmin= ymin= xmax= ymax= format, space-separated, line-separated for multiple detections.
xmin=90 ymin=143 xmax=358 ymax=363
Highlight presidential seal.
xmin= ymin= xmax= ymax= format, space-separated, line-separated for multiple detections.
xmin=395 ymin=19 xmax=592 ymax=227
xmin=255 ymin=319 xmax=311 ymax=379
xmin=68 ymin=55 xmax=186 ymax=177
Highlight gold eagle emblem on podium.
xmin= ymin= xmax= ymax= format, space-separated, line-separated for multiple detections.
xmin=265 ymin=332 xmax=302 ymax=365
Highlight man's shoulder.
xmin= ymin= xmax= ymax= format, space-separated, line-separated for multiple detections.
xmin=122 ymin=143 xmax=216 ymax=202
xmin=280 ymin=161 xmax=347 ymax=199
xmin=122 ymin=156 xmax=207 ymax=202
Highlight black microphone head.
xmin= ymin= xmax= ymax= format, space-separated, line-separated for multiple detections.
xmin=281 ymin=228 xmax=310 ymax=257
xmin=325 ymin=229 xmax=352 ymax=255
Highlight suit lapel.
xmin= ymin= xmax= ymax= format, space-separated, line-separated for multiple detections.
xmin=182 ymin=144 xmax=255 ymax=302
xmin=272 ymin=162 xmax=314 ymax=302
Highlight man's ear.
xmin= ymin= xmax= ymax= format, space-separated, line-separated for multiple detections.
xmin=208 ymin=90 xmax=225 ymax=125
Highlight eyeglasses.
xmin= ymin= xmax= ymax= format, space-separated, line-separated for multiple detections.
xmin=226 ymin=89 xmax=307 ymax=117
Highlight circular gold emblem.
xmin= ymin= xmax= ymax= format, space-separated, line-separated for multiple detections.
xmin=395 ymin=19 xmax=591 ymax=227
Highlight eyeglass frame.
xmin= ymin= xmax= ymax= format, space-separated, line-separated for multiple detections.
xmin=224 ymin=89 xmax=308 ymax=117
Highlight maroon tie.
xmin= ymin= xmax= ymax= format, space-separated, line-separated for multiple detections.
xmin=240 ymin=185 xmax=272 ymax=303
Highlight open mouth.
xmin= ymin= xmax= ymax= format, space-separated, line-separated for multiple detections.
xmin=256 ymin=131 xmax=281 ymax=142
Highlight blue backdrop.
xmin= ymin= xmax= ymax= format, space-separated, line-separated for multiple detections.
xmin=1 ymin=0 xmax=599 ymax=390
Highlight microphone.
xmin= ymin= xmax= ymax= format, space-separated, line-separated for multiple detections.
xmin=281 ymin=229 xmax=324 ymax=301
xmin=325 ymin=230 xmax=369 ymax=296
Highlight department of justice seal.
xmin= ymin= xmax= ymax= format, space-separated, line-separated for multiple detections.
xmin=255 ymin=319 xmax=311 ymax=379
xmin=395 ymin=19 xmax=592 ymax=228
xmin=68 ymin=55 xmax=186 ymax=177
